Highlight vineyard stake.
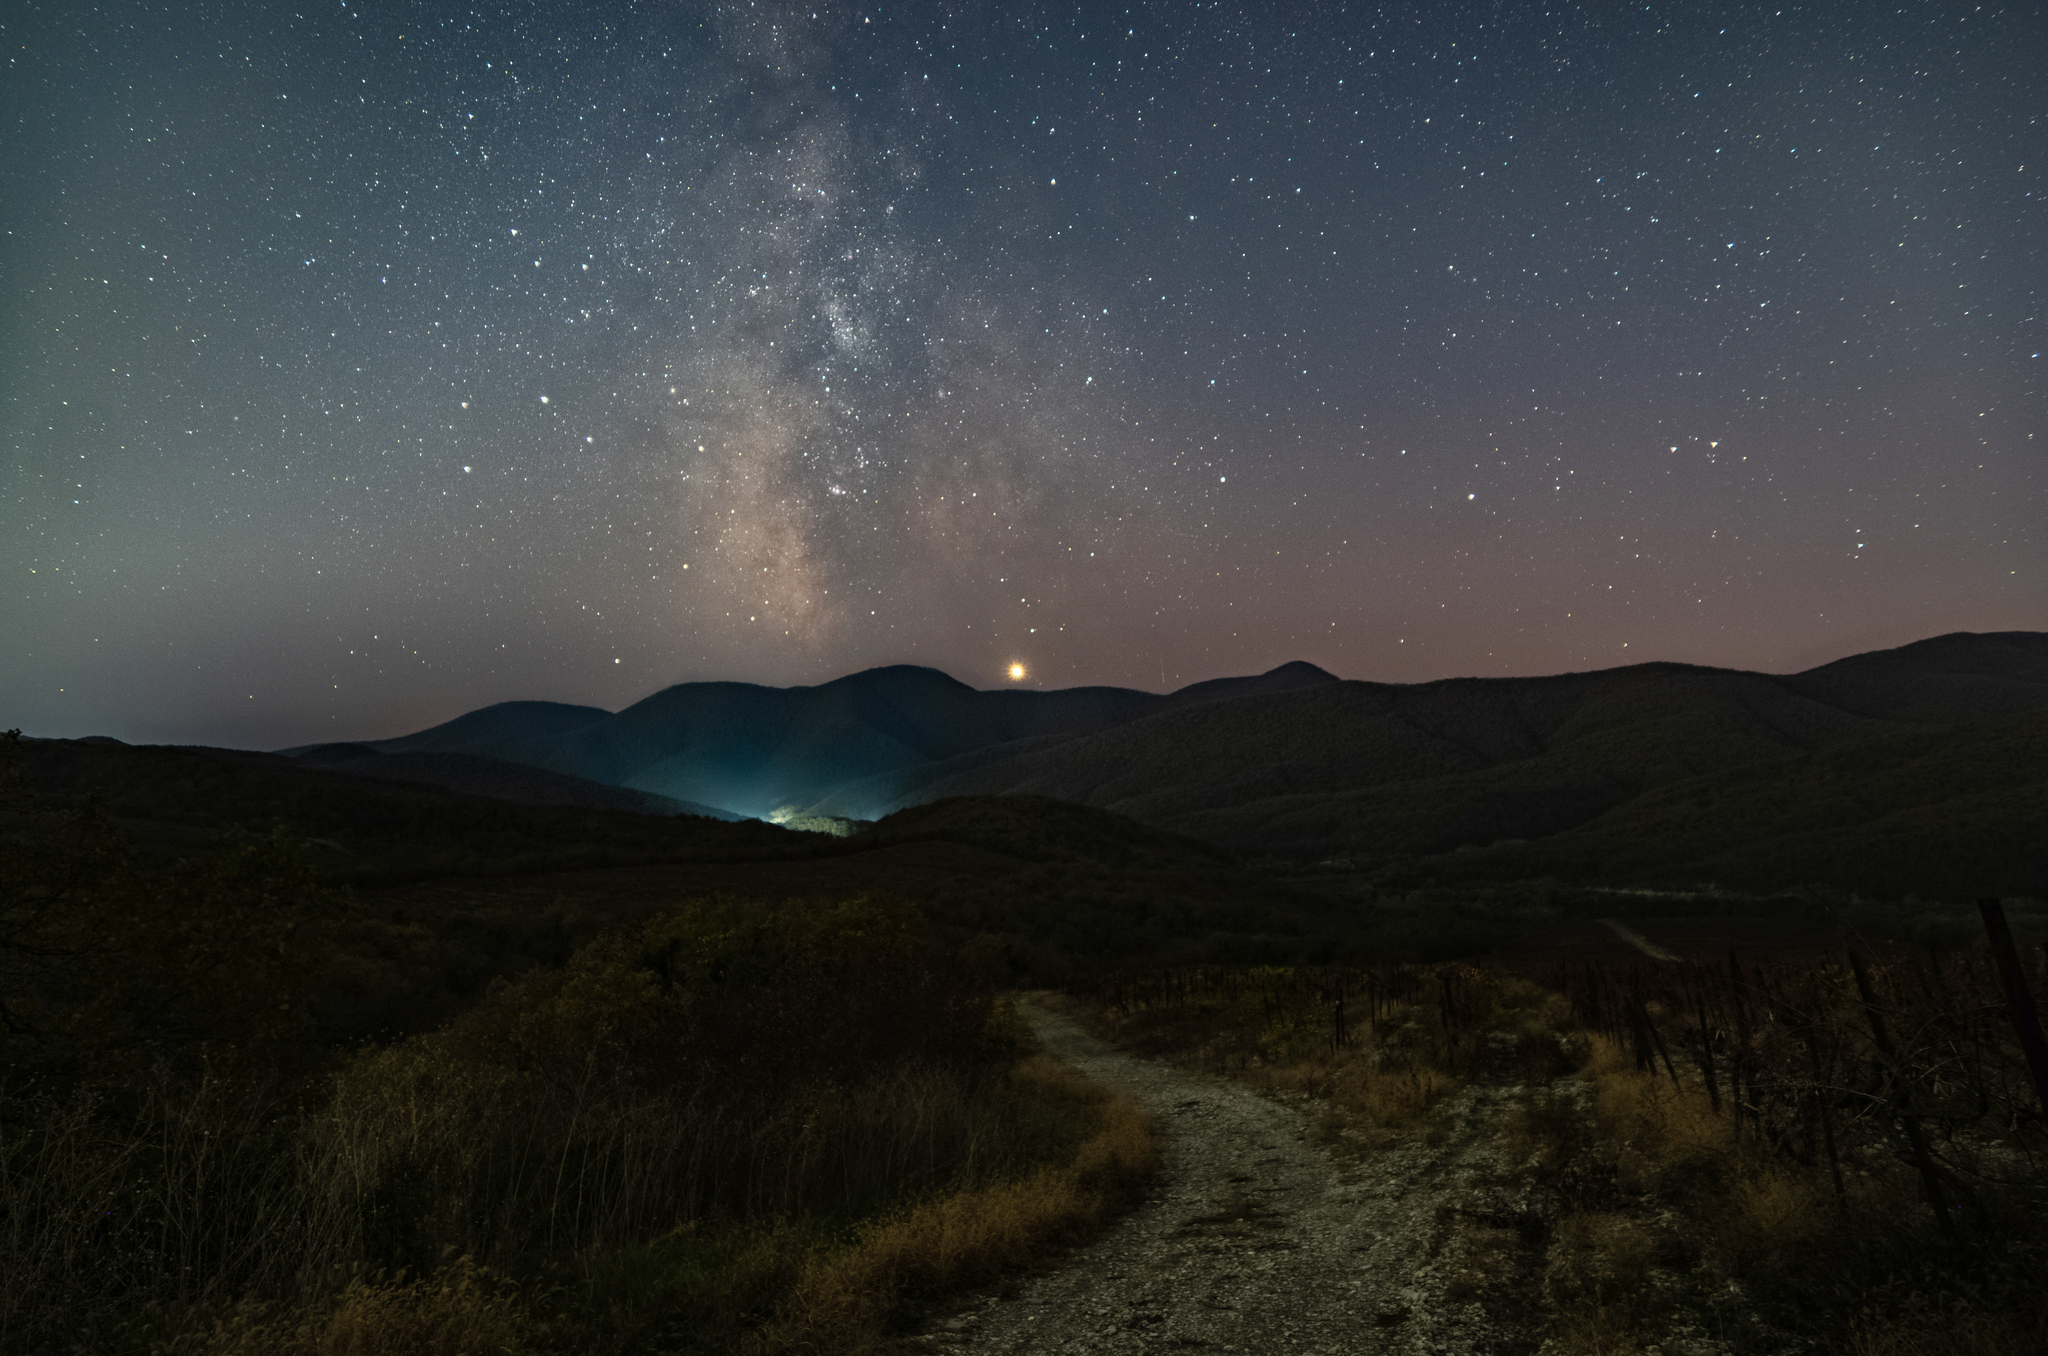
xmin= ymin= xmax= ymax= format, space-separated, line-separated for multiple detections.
xmin=1978 ymin=898 xmax=2048 ymax=1122
xmin=1692 ymin=992 xmax=1722 ymax=1115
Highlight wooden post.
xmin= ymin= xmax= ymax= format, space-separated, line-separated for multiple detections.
xmin=1637 ymin=995 xmax=1683 ymax=1091
xmin=1692 ymin=993 xmax=1722 ymax=1114
xmin=1978 ymin=899 xmax=2048 ymax=1122
xmin=1624 ymin=996 xmax=1653 ymax=1072
xmin=1728 ymin=952 xmax=1755 ymax=1137
xmin=1800 ymin=1023 xmax=1849 ymax=1213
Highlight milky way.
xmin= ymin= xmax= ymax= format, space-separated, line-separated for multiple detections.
xmin=4 ymin=1 xmax=2042 ymax=746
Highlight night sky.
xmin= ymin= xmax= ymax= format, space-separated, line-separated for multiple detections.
xmin=5 ymin=1 xmax=2042 ymax=748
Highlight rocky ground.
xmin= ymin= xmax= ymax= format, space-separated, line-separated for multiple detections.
xmin=916 ymin=999 xmax=1545 ymax=1355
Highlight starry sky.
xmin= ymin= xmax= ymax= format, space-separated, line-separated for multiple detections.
xmin=5 ymin=1 xmax=2043 ymax=748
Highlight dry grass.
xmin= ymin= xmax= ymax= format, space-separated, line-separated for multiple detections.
xmin=1545 ymin=1212 xmax=1668 ymax=1292
xmin=4 ymin=1039 xmax=1156 ymax=1356
xmin=1080 ymin=954 xmax=2048 ymax=1354
xmin=1087 ymin=965 xmax=1569 ymax=1152
xmin=755 ymin=1057 xmax=1160 ymax=1355
xmin=1534 ymin=1210 xmax=1688 ymax=1354
xmin=0 ymin=1066 xmax=332 ymax=1350
xmin=1710 ymin=1168 xmax=1829 ymax=1273
xmin=1312 ymin=1054 xmax=1459 ymax=1144
xmin=1573 ymin=1034 xmax=1833 ymax=1273
xmin=1840 ymin=1313 xmax=2048 ymax=1356
xmin=176 ymin=1256 xmax=525 ymax=1356
xmin=1580 ymin=1033 xmax=1728 ymax=1165
xmin=1542 ymin=1299 xmax=1643 ymax=1356
xmin=1508 ymin=1010 xmax=2048 ymax=1354
xmin=1 ymin=898 xmax=1171 ymax=1356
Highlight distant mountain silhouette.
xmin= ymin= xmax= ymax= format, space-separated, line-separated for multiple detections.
xmin=16 ymin=629 xmax=2046 ymax=993
xmin=332 ymin=662 xmax=1340 ymax=819
xmin=305 ymin=632 xmax=2046 ymax=892
xmin=1775 ymin=630 xmax=2048 ymax=720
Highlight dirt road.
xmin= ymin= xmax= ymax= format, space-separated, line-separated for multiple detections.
xmin=922 ymin=1000 xmax=1532 ymax=1355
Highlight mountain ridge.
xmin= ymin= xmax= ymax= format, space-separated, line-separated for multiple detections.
xmin=271 ymin=632 xmax=2047 ymax=889
xmin=305 ymin=660 xmax=1346 ymax=817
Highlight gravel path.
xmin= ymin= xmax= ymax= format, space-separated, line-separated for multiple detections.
xmin=921 ymin=999 xmax=1531 ymax=1355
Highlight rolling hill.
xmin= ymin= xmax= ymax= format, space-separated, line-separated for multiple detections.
xmin=12 ymin=631 xmax=2046 ymax=1018
xmin=303 ymin=632 xmax=2048 ymax=899
xmin=315 ymin=661 xmax=1338 ymax=818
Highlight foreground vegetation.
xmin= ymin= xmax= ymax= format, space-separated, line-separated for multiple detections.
xmin=1 ymin=734 xmax=1159 ymax=1355
xmin=2 ymin=892 xmax=1158 ymax=1354
xmin=10 ymin=718 xmax=2046 ymax=1353
xmin=1074 ymin=934 xmax=2048 ymax=1353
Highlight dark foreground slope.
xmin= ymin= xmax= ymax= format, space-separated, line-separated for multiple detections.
xmin=290 ymin=742 xmax=741 ymax=818
xmin=11 ymin=736 xmax=1370 ymax=1038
